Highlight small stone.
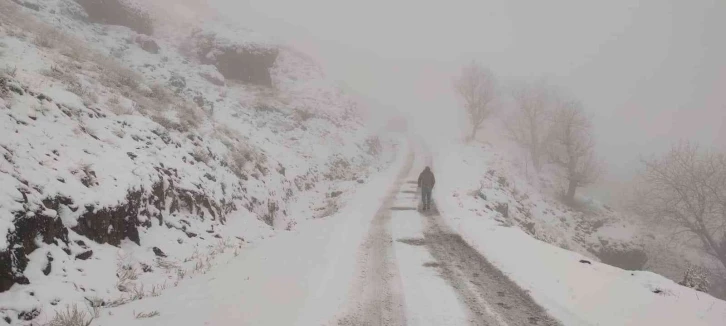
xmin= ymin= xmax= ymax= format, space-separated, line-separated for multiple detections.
xmin=152 ymin=247 xmax=167 ymax=257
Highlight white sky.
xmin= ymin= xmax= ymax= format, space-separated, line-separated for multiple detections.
xmin=204 ymin=0 xmax=725 ymax=198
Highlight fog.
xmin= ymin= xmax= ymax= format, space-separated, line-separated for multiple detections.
xmin=198 ymin=0 xmax=725 ymax=202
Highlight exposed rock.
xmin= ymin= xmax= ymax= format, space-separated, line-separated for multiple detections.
xmin=42 ymin=253 xmax=53 ymax=276
xmin=494 ymin=202 xmax=509 ymax=218
xmin=579 ymin=259 xmax=592 ymax=265
xmin=1 ymin=196 xmax=69 ymax=292
xmin=72 ymin=189 xmax=144 ymax=246
xmin=135 ymin=35 xmax=159 ymax=54
xmin=592 ymin=247 xmax=648 ymax=271
xmin=190 ymin=25 xmax=278 ymax=86
xmin=75 ymin=250 xmax=93 ymax=260
xmin=169 ymin=73 xmax=187 ymax=92
xmin=152 ymin=247 xmax=166 ymax=258
xmin=17 ymin=308 xmax=39 ymax=321
xmin=75 ymin=0 xmax=154 ymax=35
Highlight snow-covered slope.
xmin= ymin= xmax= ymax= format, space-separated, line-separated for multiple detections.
xmin=431 ymin=140 xmax=726 ymax=325
xmin=0 ymin=0 xmax=394 ymax=324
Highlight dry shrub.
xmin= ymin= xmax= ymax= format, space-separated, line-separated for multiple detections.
xmin=42 ymin=65 xmax=78 ymax=84
xmin=67 ymin=82 xmax=89 ymax=98
xmin=116 ymin=261 xmax=138 ymax=292
xmin=178 ymin=103 xmax=202 ymax=130
xmin=34 ymin=31 xmax=59 ymax=48
xmin=117 ymin=69 xmax=140 ymax=91
xmin=294 ymin=107 xmax=315 ymax=122
xmin=150 ymin=114 xmax=183 ymax=132
xmin=47 ymin=305 xmax=93 ymax=326
xmin=191 ymin=147 xmax=212 ymax=164
xmin=109 ymin=102 xmax=132 ymax=115
xmin=227 ymin=143 xmax=255 ymax=178
xmin=108 ymin=95 xmax=120 ymax=104
xmin=1 ymin=65 xmax=17 ymax=78
xmin=315 ymin=197 xmax=339 ymax=219
xmin=149 ymin=83 xmax=171 ymax=104
xmin=324 ymin=156 xmax=355 ymax=181
xmin=364 ymin=136 xmax=382 ymax=156
xmin=135 ymin=311 xmax=160 ymax=319
xmin=679 ymin=264 xmax=710 ymax=293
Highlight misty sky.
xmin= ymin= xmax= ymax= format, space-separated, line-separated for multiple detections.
xmin=203 ymin=0 xmax=725 ymax=198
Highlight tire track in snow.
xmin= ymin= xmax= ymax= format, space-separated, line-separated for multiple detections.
xmin=417 ymin=144 xmax=560 ymax=326
xmin=336 ymin=143 xmax=415 ymax=326
xmin=337 ymin=140 xmax=560 ymax=326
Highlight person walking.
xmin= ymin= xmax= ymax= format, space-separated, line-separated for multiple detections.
xmin=417 ymin=166 xmax=435 ymax=211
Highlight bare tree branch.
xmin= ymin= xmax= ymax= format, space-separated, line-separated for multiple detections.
xmin=638 ymin=142 xmax=726 ymax=270
xmin=505 ymin=80 xmax=556 ymax=171
xmin=453 ymin=61 xmax=497 ymax=141
xmin=546 ymin=96 xmax=603 ymax=203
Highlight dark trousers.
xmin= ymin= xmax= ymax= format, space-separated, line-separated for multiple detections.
xmin=421 ymin=187 xmax=432 ymax=209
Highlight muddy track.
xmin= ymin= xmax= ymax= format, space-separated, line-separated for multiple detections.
xmin=418 ymin=144 xmax=559 ymax=326
xmin=336 ymin=146 xmax=415 ymax=326
xmin=418 ymin=205 xmax=561 ymax=326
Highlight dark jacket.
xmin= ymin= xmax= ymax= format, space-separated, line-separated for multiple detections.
xmin=418 ymin=167 xmax=435 ymax=189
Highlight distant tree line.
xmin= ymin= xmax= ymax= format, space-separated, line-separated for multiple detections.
xmin=454 ymin=60 xmax=726 ymax=288
xmin=453 ymin=61 xmax=602 ymax=204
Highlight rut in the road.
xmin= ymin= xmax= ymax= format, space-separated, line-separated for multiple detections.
xmin=417 ymin=205 xmax=561 ymax=326
xmin=336 ymin=149 xmax=414 ymax=326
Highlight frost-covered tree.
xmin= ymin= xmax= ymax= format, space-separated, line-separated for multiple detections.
xmin=547 ymin=98 xmax=602 ymax=203
xmin=505 ymin=81 xmax=556 ymax=172
xmin=679 ymin=263 xmax=710 ymax=293
xmin=638 ymin=143 xmax=726 ymax=270
xmin=453 ymin=61 xmax=498 ymax=141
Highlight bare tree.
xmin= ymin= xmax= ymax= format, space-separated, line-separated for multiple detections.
xmin=505 ymin=81 xmax=555 ymax=171
xmin=638 ymin=143 xmax=726 ymax=270
xmin=547 ymin=98 xmax=602 ymax=203
xmin=453 ymin=61 xmax=497 ymax=141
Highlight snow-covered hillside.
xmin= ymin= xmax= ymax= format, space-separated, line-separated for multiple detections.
xmin=431 ymin=140 xmax=726 ymax=325
xmin=0 ymin=0 xmax=395 ymax=324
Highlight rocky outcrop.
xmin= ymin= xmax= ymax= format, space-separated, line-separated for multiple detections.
xmin=190 ymin=26 xmax=278 ymax=87
xmin=592 ymin=246 xmax=648 ymax=271
xmin=0 ymin=198 xmax=69 ymax=292
xmin=75 ymin=0 xmax=153 ymax=35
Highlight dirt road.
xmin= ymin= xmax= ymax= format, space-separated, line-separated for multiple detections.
xmin=337 ymin=141 xmax=560 ymax=326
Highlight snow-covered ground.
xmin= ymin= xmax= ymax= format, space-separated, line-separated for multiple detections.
xmin=432 ymin=141 xmax=726 ymax=326
xmin=89 ymin=137 xmax=409 ymax=326
xmin=2 ymin=1 xmax=725 ymax=325
xmin=0 ymin=0 xmax=395 ymax=323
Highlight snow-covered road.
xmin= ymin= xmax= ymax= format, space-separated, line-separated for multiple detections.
xmin=96 ymin=138 xmax=559 ymax=325
xmin=336 ymin=140 xmax=558 ymax=326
